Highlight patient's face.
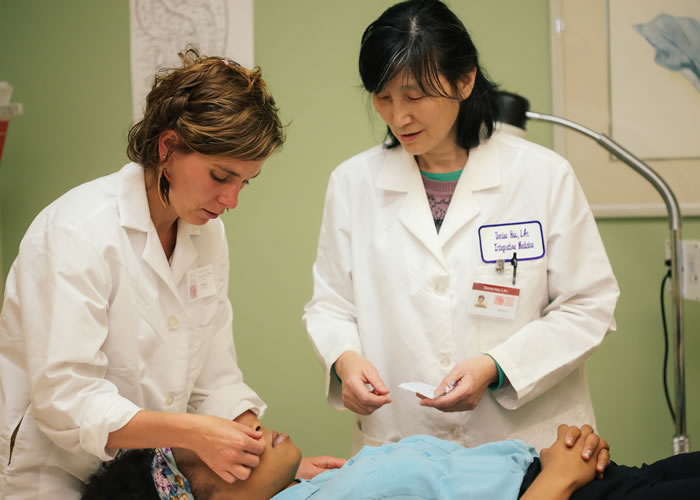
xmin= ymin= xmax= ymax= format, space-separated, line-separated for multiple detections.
xmin=174 ymin=412 xmax=302 ymax=499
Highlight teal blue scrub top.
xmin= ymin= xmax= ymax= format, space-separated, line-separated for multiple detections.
xmin=273 ymin=435 xmax=537 ymax=499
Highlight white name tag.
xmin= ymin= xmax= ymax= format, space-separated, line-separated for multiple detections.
xmin=471 ymin=282 xmax=520 ymax=320
xmin=188 ymin=264 xmax=216 ymax=302
xmin=478 ymin=221 xmax=545 ymax=262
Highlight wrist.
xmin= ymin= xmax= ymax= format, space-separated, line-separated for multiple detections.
xmin=166 ymin=412 xmax=202 ymax=450
xmin=334 ymin=351 xmax=358 ymax=380
xmin=331 ymin=362 xmax=342 ymax=383
xmin=107 ymin=410 xmax=199 ymax=450
xmin=543 ymin=468 xmax=580 ymax=497
xmin=523 ymin=469 xmax=578 ymax=500
xmin=482 ymin=354 xmax=504 ymax=390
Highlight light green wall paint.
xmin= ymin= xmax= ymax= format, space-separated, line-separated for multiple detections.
xmin=592 ymin=219 xmax=700 ymax=464
xmin=1 ymin=0 xmax=698 ymax=467
xmin=0 ymin=0 xmax=132 ymax=278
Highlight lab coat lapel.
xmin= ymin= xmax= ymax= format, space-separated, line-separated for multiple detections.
xmin=170 ymin=222 xmax=200 ymax=288
xmin=438 ymin=139 xmax=501 ymax=246
xmin=377 ymin=148 xmax=447 ymax=268
xmin=141 ymin=231 xmax=179 ymax=296
xmin=116 ymin=163 xmax=182 ymax=300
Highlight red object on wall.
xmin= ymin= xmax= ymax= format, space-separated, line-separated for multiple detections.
xmin=0 ymin=120 xmax=8 ymax=164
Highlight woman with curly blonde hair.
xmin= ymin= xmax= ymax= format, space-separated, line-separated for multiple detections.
xmin=0 ymin=48 xmax=295 ymax=499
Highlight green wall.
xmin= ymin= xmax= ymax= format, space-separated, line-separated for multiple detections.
xmin=1 ymin=0 xmax=698 ymax=467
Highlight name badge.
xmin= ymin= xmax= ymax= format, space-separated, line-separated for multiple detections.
xmin=188 ymin=264 xmax=216 ymax=302
xmin=471 ymin=282 xmax=520 ymax=320
xmin=478 ymin=221 xmax=545 ymax=263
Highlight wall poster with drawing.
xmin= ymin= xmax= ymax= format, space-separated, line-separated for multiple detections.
xmin=130 ymin=0 xmax=254 ymax=123
xmin=550 ymin=0 xmax=700 ymax=217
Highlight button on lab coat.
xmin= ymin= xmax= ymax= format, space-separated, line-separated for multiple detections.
xmin=304 ymin=131 xmax=619 ymax=453
xmin=0 ymin=163 xmax=265 ymax=499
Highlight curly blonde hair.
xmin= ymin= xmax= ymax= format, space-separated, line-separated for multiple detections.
xmin=127 ymin=47 xmax=285 ymax=203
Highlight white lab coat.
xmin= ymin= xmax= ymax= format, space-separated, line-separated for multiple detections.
xmin=0 ymin=163 xmax=265 ymax=499
xmin=304 ymin=131 xmax=619 ymax=453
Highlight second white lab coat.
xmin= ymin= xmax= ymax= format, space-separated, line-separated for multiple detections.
xmin=0 ymin=163 xmax=265 ymax=499
xmin=304 ymin=131 xmax=619 ymax=453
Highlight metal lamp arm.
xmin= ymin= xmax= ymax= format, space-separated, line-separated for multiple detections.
xmin=525 ymin=110 xmax=689 ymax=454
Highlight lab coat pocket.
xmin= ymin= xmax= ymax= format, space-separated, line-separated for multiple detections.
xmin=186 ymin=297 xmax=227 ymax=376
xmin=186 ymin=295 xmax=223 ymax=329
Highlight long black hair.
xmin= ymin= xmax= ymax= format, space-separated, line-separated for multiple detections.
xmin=359 ymin=0 xmax=499 ymax=150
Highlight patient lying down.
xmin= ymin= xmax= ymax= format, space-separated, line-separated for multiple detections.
xmin=82 ymin=412 xmax=700 ymax=499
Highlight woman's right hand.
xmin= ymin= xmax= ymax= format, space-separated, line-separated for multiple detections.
xmin=190 ymin=414 xmax=265 ymax=483
xmin=334 ymin=351 xmax=392 ymax=415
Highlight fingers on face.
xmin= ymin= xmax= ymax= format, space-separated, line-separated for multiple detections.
xmin=230 ymin=463 xmax=252 ymax=481
xmin=238 ymin=450 xmax=261 ymax=468
xmin=245 ymin=436 xmax=266 ymax=455
xmin=231 ymin=434 xmax=264 ymax=457
xmin=247 ymin=423 xmax=263 ymax=437
xmin=219 ymin=470 xmax=237 ymax=484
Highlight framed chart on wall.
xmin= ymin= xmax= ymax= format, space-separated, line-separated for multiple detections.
xmin=549 ymin=0 xmax=700 ymax=217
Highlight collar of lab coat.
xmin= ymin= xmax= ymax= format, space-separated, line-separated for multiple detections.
xmin=375 ymin=137 xmax=501 ymax=266
xmin=116 ymin=162 xmax=201 ymax=296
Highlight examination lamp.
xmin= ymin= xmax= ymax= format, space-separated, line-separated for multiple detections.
xmin=496 ymin=91 xmax=689 ymax=455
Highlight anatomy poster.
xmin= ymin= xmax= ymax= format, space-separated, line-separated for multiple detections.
xmin=130 ymin=0 xmax=254 ymax=122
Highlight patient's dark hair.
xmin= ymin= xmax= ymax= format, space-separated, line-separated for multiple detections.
xmin=82 ymin=449 xmax=215 ymax=500
xmin=82 ymin=449 xmax=159 ymax=500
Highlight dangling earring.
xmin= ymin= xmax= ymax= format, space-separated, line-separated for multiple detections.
xmin=162 ymin=154 xmax=167 ymax=160
xmin=156 ymin=163 xmax=172 ymax=207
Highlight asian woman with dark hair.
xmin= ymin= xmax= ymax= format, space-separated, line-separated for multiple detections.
xmin=304 ymin=0 xmax=619 ymax=466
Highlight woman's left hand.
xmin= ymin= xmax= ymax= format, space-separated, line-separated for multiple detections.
xmin=418 ymin=355 xmax=498 ymax=412
xmin=296 ymin=455 xmax=348 ymax=479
